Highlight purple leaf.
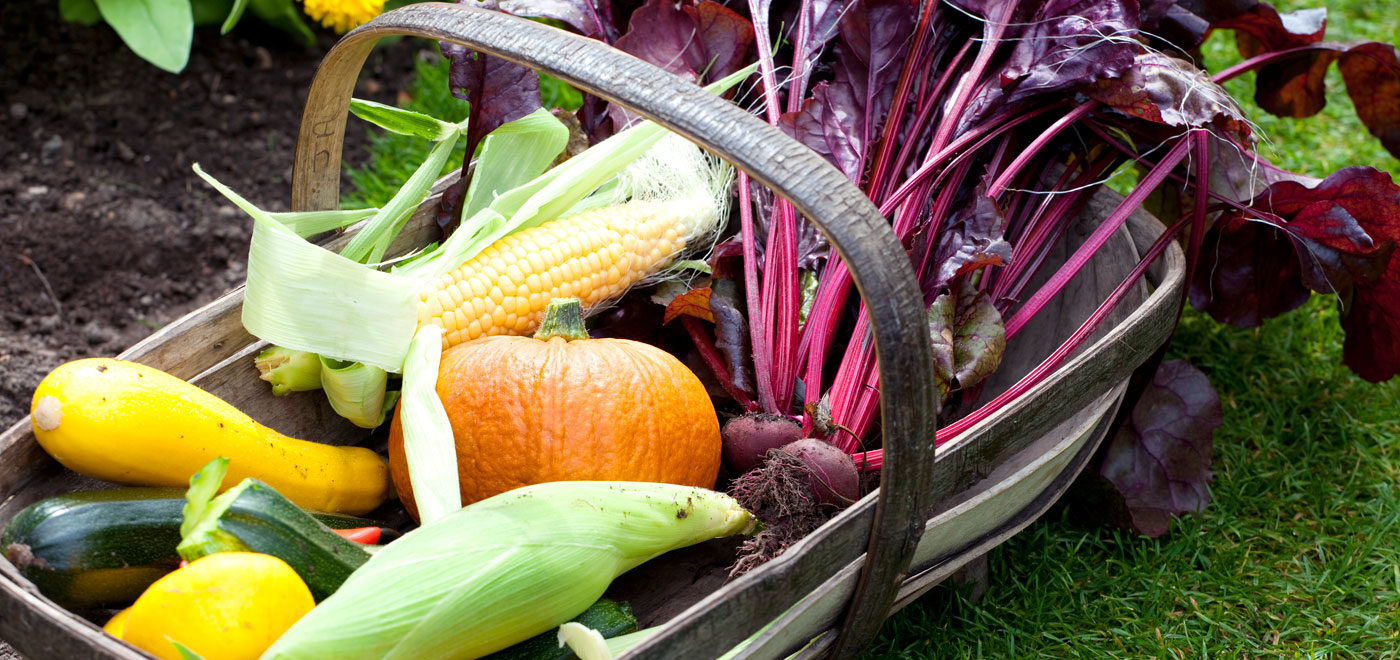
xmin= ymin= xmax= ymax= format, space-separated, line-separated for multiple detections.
xmin=710 ymin=278 xmax=755 ymax=395
xmin=1216 ymin=4 xmax=1334 ymax=117
xmin=1338 ymin=42 xmax=1400 ymax=159
xmin=1099 ymin=359 xmax=1220 ymax=538
xmin=928 ymin=187 xmax=1012 ymax=292
xmin=611 ymin=0 xmax=754 ymax=131
xmin=746 ymin=186 xmax=830 ymax=270
xmin=442 ymin=0 xmax=543 ymax=169
xmin=788 ymin=0 xmax=847 ymax=97
xmin=1190 ymin=167 xmax=1400 ymax=336
xmin=1342 ymin=253 xmax=1400 ymax=382
xmin=497 ymin=0 xmax=619 ymax=40
xmin=1188 ymin=213 xmax=1311 ymax=327
xmin=928 ymin=289 xmax=955 ymax=405
xmin=614 ymin=0 xmax=755 ymax=82
xmin=778 ymin=82 xmax=866 ymax=182
xmin=777 ymin=0 xmax=916 ymax=184
xmin=999 ymin=0 xmax=1141 ymax=103
xmin=1086 ymin=51 xmax=1251 ymax=139
xmin=1254 ymin=167 xmax=1400 ymax=294
xmin=1138 ymin=0 xmax=1257 ymax=52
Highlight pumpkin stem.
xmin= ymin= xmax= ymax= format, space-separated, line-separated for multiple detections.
xmin=535 ymin=298 xmax=590 ymax=341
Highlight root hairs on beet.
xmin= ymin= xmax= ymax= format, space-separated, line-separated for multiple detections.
xmin=727 ymin=447 xmax=850 ymax=576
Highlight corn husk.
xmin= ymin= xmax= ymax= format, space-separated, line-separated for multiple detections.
xmin=261 ymin=481 xmax=754 ymax=660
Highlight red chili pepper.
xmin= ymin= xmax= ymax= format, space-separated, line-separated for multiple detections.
xmin=332 ymin=527 xmax=382 ymax=544
xmin=178 ymin=560 xmax=188 ymax=569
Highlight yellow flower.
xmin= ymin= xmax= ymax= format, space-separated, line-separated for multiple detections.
xmin=301 ymin=0 xmax=386 ymax=34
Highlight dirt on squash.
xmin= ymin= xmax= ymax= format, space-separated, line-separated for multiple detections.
xmin=0 ymin=0 xmax=426 ymax=429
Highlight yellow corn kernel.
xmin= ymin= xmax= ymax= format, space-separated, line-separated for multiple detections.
xmin=415 ymin=200 xmax=695 ymax=349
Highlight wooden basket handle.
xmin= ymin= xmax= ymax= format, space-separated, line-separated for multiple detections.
xmin=292 ymin=4 xmax=939 ymax=657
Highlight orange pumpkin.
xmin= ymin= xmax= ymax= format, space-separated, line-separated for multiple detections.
xmin=388 ymin=297 xmax=721 ymax=516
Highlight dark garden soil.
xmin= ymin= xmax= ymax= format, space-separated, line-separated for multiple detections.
xmin=0 ymin=1 xmax=425 ymax=654
xmin=0 ymin=1 xmax=425 ymax=430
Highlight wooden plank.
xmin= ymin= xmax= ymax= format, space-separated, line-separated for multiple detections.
xmin=0 ymin=561 xmax=153 ymax=660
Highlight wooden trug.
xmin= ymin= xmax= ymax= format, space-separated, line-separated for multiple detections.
xmin=0 ymin=5 xmax=1185 ymax=659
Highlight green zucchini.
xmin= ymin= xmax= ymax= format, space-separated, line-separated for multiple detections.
xmin=178 ymin=473 xmax=376 ymax=601
xmin=483 ymin=598 xmax=638 ymax=660
xmin=0 ymin=487 xmax=387 ymax=609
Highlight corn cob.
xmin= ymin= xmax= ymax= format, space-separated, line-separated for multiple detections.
xmin=262 ymin=481 xmax=754 ymax=660
xmin=416 ymin=197 xmax=713 ymax=349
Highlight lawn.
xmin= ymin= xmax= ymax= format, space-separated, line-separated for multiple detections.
xmin=341 ymin=2 xmax=1400 ymax=657
xmin=866 ymin=2 xmax=1400 ymax=657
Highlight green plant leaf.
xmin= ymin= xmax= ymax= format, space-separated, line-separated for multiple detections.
xmin=351 ymin=98 xmax=460 ymax=141
xmin=221 ymin=0 xmax=250 ymax=33
xmin=190 ymin=0 xmax=233 ymax=25
xmin=59 ymin=0 xmax=103 ymax=26
xmin=93 ymin=0 xmax=193 ymax=73
xmin=248 ymin=0 xmax=315 ymax=47
xmin=169 ymin=640 xmax=208 ymax=660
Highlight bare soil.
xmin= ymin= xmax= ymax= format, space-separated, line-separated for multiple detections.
xmin=1 ymin=1 xmax=426 ymax=654
xmin=0 ymin=0 xmax=422 ymax=430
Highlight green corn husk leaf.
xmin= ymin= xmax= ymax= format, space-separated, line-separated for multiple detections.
xmin=178 ymin=458 xmax=251 ymax=560
xmin=255 ymin=346 xmax=323 ymax=395
xmin=394 ymin=65 xmax=757 ymax=280
xmin=399 ymin=324 xmax=459 ymax=523
xmin=461 ymin=107 xmax=572 ymax=223
xmin=350 ymin=98 xmax=459 ymax=142
xmin=179 ymin=457 xmax=229 ymax=540
xmin=318 ymin=356 xmax=398 ymax=429
xmin=267 ymin=208 xmax=378 ymax=239
xmin=201 ymin=65 xmax=754 ymax=376
xmin=169 ymin=640 xmax=207 ymax=660
xmin=194 ymin=163 xmax=421 ymax=372
xmin=340 ymin=129 xmax=461 ymax=265
xmin=262 ymin=482 xmax=755 ymax=660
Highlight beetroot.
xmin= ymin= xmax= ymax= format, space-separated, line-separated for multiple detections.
xmin=727 ymin=438 xmax=860 ymax=575
xmin=721 ymin=413 xmax=804 ymax=472
xmin=777 ymin=438 xmax=859 ymax=507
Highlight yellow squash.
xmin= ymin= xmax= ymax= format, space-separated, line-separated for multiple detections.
xmin=123 ymin=552 xmax=313 ymax=660
xmin=102 ymin=606 xmax=131 ymax=638
xmin=30 ymin=358 xmax=390 ymax=515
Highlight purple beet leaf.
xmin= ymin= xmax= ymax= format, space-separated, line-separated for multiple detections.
xmin=1086 ymin=51 xmax=1251 ymax=139
xmin=928 ymin=186 xmax=1012 ymax=293
xmin=998 ymin=0 xmax=1140 ymax=104
xmin=777 ymin=0 xmax=916 ymax=184
xmin=1216 ymin=4 xmax=1334 ymax=117
xmin=1099 ymin=359 xmax=1220 ymax=538
xmin=1253 ymin=167 xmax=1400 ymax=293
xmin=440 ymin=0 xmax=543 ymax=230
xmin=1342 ymin=254 xmax=1400 ymax=382
xmin=496 ymin=0 xmax=619 ymax=41
xmin=710 ymin=278 xmax=756 ymax=396
xmin=1189 ymin=213 xmax=1311 ymax=326
xmin=951 ymin=279 xmax=1005 ymax=391
xmin=614 ymin=0 xmax=754 ymax=82
xmin=1338 ymin=42 xmax=1400 ymax=159
xmin=610 ymin=0 xmax=754 ymax=130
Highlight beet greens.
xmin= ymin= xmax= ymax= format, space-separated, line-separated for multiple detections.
xmin=453 ymin=0 xmax=1400 ymax=538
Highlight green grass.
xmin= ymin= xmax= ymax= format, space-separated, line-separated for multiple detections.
xmin=868 ymin=296 xmax=1400 ymax=658
xmin=869 ymin=3 xmax=1400 ymax=657
xmin=339 ymin=5 xmax=1400 ymax=656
